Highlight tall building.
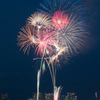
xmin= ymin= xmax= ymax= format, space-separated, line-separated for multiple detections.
xmin=65 ymin=92 xmax=77 ymax=100
xmin=32 ymin=93 xmax=43 ymax=100
xmin=44 ymin=93 xmax=53 ymax=100
xmin=1 ymin=94 xmax=8 ymax=100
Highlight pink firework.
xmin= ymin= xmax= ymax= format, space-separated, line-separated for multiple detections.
xmin=52 ymin=10 xmax=69 ymax=30
xmin=35 ymin=29 xmax=55 ymax=57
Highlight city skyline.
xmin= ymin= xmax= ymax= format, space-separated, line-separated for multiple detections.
xmin=0 ymin=92 xmax=99 ymax=100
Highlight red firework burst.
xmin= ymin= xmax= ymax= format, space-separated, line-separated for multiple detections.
xmin=52 ymin=10 xmax=69 ymax=30
xmin=35 ymin=29 xmax=55 ymax=57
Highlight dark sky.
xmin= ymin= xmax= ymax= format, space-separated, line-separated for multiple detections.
xmin=0 ymin=0 xmax=100 ymax=100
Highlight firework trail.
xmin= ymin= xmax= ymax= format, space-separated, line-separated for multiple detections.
xmin=37 ymin=70 xmax=40 ymax=100
xmin=54 ymin=86 xmax=63 ymax=100
xmin=33 ymin=57 xmax=51 ymax=61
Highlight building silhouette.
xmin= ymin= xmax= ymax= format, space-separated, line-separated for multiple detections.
xmin=44 ymin=93 xmax=53 ymax=100
xmin=65 ymin=92 xmax=77 ymax=100
xmin=1 ymin=94 xmax=8 ymax=100
xmin=32 ymin=93 xmax=43 ymax=100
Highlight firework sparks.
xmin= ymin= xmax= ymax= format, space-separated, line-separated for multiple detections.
xmin=17 ymin=24 xmax=37 ymax=55
xmin=39 ymin=0 xmax=88 ymax=55
xmin=52 ymin=10 xmax=69 ymax=30
xmin=27 ymin=12 xmax=52 ymax=30
xmin=39 ymin=0 xmax=86 ymax=17
xmin=56 ymin=14 xmax=88 ymax=55
xmin=49 ymin=47 xmax=67 ymax=64
xmin=17 ymin=24 xmax=55 ymax=57
xmin=35 ymin=29 xmax=55 ymax=57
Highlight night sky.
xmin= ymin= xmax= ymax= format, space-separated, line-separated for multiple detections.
xmin=0 ymin=0 xmax=100 ymax=100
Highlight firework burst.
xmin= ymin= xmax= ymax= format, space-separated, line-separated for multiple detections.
xmin=27 ymin=12 xmax=52 ymax=30
xmin=35 ymin=29 xmax=55 ymax=57
xmin=52 ymin=10 xmax=69 ymax=30
xmin=17 ymin=24 xmax=36 ymax=55
xmin=56 ymin=14 xmax=88 ymax=55
xmin=39 ymin=0 xmax=89 ymax=55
